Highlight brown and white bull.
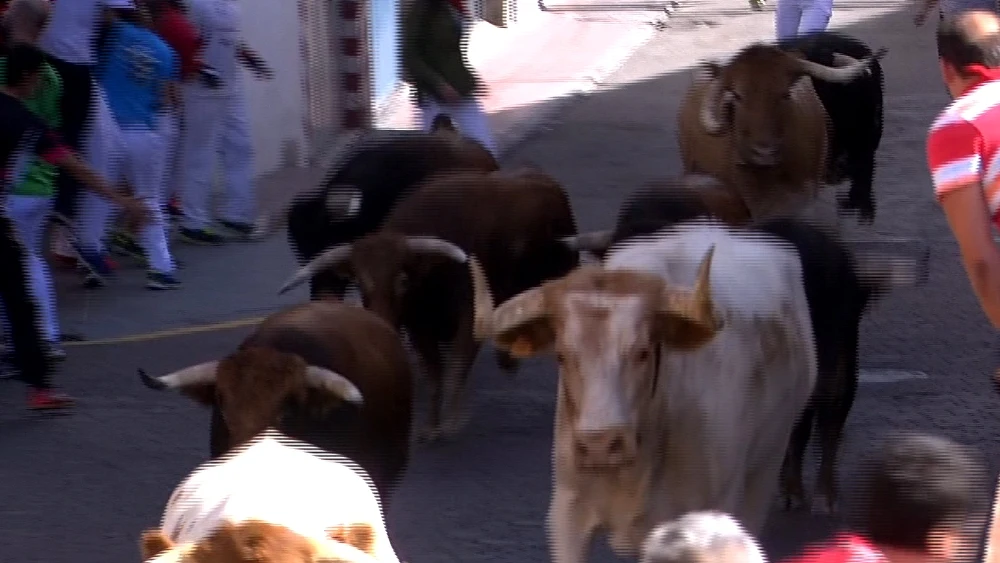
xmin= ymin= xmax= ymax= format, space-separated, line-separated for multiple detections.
xmin=140 ymin=431 xmax=401 ymax=563
xmin=476 ymin=221 xmax=818 ymax=563
xmin=138 ymin=302 xmax=413 ymax=509
xmin=278 ymin=168 xmax=579 ymax=442
xmin=677 ymin=43 xmax=885 ymax=221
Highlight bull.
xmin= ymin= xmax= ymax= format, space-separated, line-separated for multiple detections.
xmin=677 ymin=42 xmax=885 ymax=222
xmin=561 ymin=177 xmax=929 ymax=513
xmin=137 ymin=302 xmax=413 ymax=508
xmin=262 ymin=125 xmax=498 ymax=301
xmin=140 ymin=431 xmax=401 ymax=563
xmin=778 ymin=32 xmax=886 ymax=223
xmin=476 ymin=221 xmax=818 ymax=563
xmin=278 ymin=168 xmax=579 ymax=442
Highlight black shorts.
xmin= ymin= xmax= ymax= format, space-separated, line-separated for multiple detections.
xmin=45 ymin=55 xmax=95 ymax=220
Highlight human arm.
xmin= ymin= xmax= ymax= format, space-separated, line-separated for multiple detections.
xmin=930 ymin=120 xmax=1000 ymax=328
xmin=237 ymin=42 xmax=272 ymax=79
xmin=37 ymin=132 xmax=149 ymax=224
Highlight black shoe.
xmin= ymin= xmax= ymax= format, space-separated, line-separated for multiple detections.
xmin=220 ymin=221 xmax=256 ymax=241
xmin=179 ymin=227 xmax=225 ymax=246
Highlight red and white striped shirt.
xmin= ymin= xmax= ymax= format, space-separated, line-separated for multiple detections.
xmin=927 ymin=78 xmax=1000 ymax=226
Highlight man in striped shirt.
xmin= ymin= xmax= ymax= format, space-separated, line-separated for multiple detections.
xmin=927 ymin=10 xmax=1000 ymax=329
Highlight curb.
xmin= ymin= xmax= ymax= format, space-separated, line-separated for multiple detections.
xmin=496 ymin=23 xmax=658 ymax=157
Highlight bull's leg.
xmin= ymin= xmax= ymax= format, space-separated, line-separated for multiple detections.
xmin=209 ymin=402 xmax=231 ymax=459
xmin=494 ymin=348 xmax=520 ymax=374
xmin=780 ymin=405 xmax=814 ymax=512
xmin=439 ymin=327 xmax=482 ymax=439
xmin=813 ymin=342 xmax=860 ymax=515
xmin=549 ymin=487 xmax=599 ymax=563
xmin=410 ymin=332 xmax=446 ymax=444
xmin=840 ymin=150 xmax=876 ymax=224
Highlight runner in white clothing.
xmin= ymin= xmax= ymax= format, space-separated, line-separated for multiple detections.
xmin=176 ymin=0 xmax=272 ymax=246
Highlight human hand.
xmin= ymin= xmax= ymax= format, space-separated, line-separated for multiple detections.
xmin=121 ymin=197 xmax=152 ymax=229
xmin=437 ymin=81 xmax=462 ymax=103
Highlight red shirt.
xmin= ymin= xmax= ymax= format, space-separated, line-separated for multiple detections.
xmin=154 ymin=5 xmax=203 ymax=80
xmin=783 ymin=534 xmax=888 ymax=563
xmin=927 ymin=78 xmax=1000 ymax=228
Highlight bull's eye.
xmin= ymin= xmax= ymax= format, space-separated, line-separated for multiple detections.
xmin=555 ymin=352 xmax=566 ymax=365
xmin=635 ymin=348 xmax=651 ymax=363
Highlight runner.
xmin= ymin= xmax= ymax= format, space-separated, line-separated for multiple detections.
xmin=0 ymin=43 xmax=148 ymax=409
xmin=78 ymin=1 xmax=181 ymax=289
xmin=176 ymin=0 xmax=271 ymax=246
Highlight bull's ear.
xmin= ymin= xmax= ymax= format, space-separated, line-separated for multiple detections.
xmin=492 ymin=288 xmax=555 ymax=358
xmin=326 ymin=523 xmax=376 ymax=557
xmin=140 ymin=528 xmax=175 ymax=561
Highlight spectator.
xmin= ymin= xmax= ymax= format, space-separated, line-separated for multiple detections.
xmin=0 ymin=43 xmax=148 ymax=409
xmin=175 ymin=0 xmax=272 ymax=246
xmin=37 ymin=0 xmax=134 ymax=266
xmin=402 ymin=0 xmax=499 ymax=158
xmin=642 ymin=512 xmax=767 ymax=563
xmin=926 ymin=11 xmax=1000 ymax=330
xmin=775 ymin=0 xmax=832 ymax=40
xmin=76 ymin=1 xmax=181 ymax=290
xmin=0 ymin=0 xmax=65 ymax=362
xmin=783 ymin=432 xmax=988 ymax=563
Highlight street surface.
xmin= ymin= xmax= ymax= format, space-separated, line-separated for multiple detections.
xmin=2 ymin=2 xmax=999 ymax=563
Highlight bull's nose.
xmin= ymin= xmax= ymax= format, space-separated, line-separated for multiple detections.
xmin=573 ymin=429 xmax=638 ymax=468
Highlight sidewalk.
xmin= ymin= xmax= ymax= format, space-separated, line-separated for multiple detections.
xmin=377 ymin=10 xmax=659 ymax=155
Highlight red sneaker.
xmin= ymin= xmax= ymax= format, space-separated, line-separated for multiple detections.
xmin=28 ymin=388 xmax=76 ymax=410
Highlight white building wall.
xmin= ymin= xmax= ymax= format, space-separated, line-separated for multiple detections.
xmin=240 ymin=0 xmax=310 ymax=176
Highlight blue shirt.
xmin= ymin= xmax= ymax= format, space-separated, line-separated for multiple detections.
xmin=98 ymin=21 xmax=179 ymax=130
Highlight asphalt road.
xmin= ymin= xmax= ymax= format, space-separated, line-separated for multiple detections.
xmin=2 ymin=3 xmax=1000 ymax=563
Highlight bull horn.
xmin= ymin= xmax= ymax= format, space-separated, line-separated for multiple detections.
xmin=278 ymin=243 xmax=355 ymax=295
xmin=304 ymin=366 xmax=364 ymax=405
xmin=138 ymin=361 xmax=220 ymax=390
xmin=326 ymin=184 xmax=363 ymax=220
xmin=794 ymin=50 xmax=881 ymax=83
xmin=405 ymin=236 xmax=468 ymax=262
xmin=662 ymin=245 xmax=722 ymax=330
xmin=560 ymin=230 xmax=613 ymax=253
xmin=469 ymin=255 xmax=495 ymax=340
xmin=492 ymin=286 xmax=548 ymax=356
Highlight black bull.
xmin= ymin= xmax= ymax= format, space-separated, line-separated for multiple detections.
xmin=779 ymin=31 xmax=885 ymax=223
xmin=285 ymin=130 xmax=499 ymax=300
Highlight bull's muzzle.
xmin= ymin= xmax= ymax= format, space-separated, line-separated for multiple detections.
xmin=573 ymin=427 xmax=638 ymax=469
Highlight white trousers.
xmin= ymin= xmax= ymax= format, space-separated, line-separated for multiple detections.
xmin=158 ymin=108 xmax=181 ymax=202
xmin=78 ymin=124 xmax=175 ymax=274
xmin=52 ymin=82 xmax=122 ymax=259
xmin=4 ymin=195 xmax=60 ymax=342
xmin=418 ymin=96 xmax=499 ymax=158
xmin=775 ymin=0 xmax=832 ymax=40
xmin=178 ymin=84 xmax=256 ymax=231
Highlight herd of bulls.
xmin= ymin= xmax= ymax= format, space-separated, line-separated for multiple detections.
xmin=135 ymin=31 xmax=931 ymax=563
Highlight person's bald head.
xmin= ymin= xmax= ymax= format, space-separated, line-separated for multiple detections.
xmin=937 ymin=9 xmax=1000 ymax=73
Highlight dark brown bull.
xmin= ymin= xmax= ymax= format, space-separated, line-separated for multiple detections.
xmin=677 ymin=43 xmax=885 ymax=221
xmin=137 ymin=302 xmax=413 ymax=508
xmin=278 ymin=168 xmax=579 ymax=442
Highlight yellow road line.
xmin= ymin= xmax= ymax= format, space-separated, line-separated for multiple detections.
xmin=63 ymin=316 xmax=266 ymax=347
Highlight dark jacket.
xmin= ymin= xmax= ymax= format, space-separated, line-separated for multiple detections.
xmin=401 ymin=0 xmax=482 ymax=104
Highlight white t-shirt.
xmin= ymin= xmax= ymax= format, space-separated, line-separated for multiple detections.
xmin=38 ymin=0 xmax=136 ymax=66
xmin=186 ymin=0 xmax=243 ymax=94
